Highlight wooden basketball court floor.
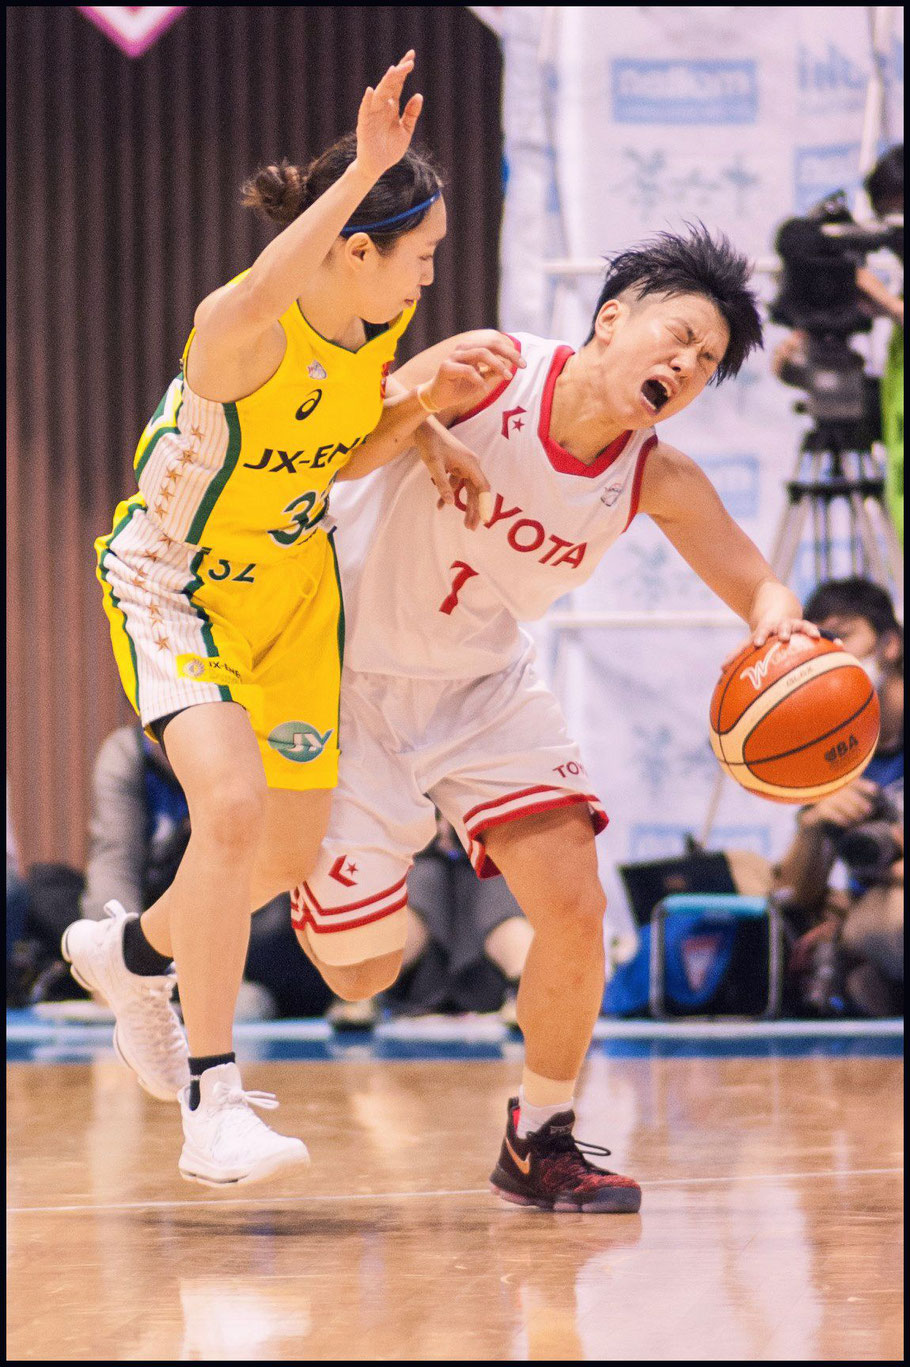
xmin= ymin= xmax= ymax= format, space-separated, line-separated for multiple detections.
xmin=7 ymin=1023 xmax=904 ymax=1361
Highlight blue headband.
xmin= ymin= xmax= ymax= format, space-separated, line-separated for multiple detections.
xmin=340 ymin=189 xmax=442 ymax=237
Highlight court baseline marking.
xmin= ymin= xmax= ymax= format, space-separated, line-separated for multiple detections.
xmin=8 ymin=1166 xmax=903 ymax=1216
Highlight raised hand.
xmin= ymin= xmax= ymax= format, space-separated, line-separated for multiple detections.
xmin=355 ymin=51 xmax=424 ymax=181
xmin=721 ymin=618 xmax=823 ymax=670
xmin=421 ymin=335 xmax=524 ymax=416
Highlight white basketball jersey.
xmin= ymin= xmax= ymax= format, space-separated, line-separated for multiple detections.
xmin=331 ymin=332 xmax=657 ymax=678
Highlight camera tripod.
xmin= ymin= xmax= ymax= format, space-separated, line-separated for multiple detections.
xmin=768 ymin=420 xmax=903 ymax=595
xmin=699 ymin=419 xmax=903 ymax=844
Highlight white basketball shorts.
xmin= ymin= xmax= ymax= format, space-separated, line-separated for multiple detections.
xmin=292 ymin=650 xmax=607 ymax=965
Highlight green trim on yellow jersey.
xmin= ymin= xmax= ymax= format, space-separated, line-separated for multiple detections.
xmin=186 ymin=401 xmax=242 ymax=546
xmin=134 ymin=379 xmax=183 ymax=480
xmin=182 ymin=549 xmax=235 ymax=703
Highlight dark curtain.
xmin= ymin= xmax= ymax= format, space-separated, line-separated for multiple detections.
xmin=6 ymin=6 xmax=503 ymax=867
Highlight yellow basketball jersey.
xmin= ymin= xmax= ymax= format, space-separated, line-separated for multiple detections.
xmin=132 ymin=277 xmax=415 ymax=561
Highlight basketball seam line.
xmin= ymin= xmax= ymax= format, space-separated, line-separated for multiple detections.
xmin=737 ymin=683 xmax=876 ymax=769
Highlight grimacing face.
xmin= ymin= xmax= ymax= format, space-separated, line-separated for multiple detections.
xmin=593 ymin=291 xmax=731 ymax=429
xmin=346 ymin=196 xmax=447 ymax=325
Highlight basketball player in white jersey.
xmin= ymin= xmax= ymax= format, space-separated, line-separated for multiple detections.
xmin=292 ymin=225 xmax=820 ymax=1212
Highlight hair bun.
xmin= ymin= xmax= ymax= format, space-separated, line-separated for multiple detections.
xmin=241 ymin=158 xmax=307 ymax=227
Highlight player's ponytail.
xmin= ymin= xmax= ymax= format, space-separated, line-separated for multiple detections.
xmin=242 ymin=134 xmax=443 ymax=251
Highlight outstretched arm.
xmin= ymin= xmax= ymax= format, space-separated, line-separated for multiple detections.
xmin=194 ymin=53 xmax=423 ymax=349
xmin=336 ymin=331 xmax=524 ymax=524
xmin=640 ymin=441 xmax=819 ymax=656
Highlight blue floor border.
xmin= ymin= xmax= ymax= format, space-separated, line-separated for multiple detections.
xmin=6 ymin=1009 xmax=904 ymax=1062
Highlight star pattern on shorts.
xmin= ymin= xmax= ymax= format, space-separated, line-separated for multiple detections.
xmin=153 ymin=633 xmax=171 ymax=652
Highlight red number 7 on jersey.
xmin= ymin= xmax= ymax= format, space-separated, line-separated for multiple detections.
xmin=439 ymin=561 xmax=478 ymax=615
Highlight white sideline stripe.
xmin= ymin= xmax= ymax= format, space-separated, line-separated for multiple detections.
xmin=8 ymin=1168 xmax=903 ymax=1216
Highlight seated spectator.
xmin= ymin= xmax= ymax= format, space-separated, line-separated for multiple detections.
xmin=79 ymin=725 xmax=330 ymax=1018
xmin=774 ymin=578 xmax=903 ymax=1016
xmin=328 ymin=814 xmax=534 ymax=1029
xmin=81 ymin=725 xmax=191 ymax=923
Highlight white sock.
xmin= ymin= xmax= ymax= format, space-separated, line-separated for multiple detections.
xmin=516 ymin=1086 xmax=575 ymax=1139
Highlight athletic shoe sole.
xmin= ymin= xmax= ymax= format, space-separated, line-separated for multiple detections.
xmin=179 ymin=1145 xmax=311 ymax=1188
xmin=489 ymin=1180 xmax=642 ymax=1214
xmin=62 ymin=926 xmax=185 ymax=1103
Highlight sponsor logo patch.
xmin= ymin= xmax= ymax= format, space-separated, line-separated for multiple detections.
xmin=295 ymin=389 xmax=322 ymax=420
xmin=501 ymin=406 xmax=527 ymax=439
xmin=329 ymin=856 xmax=358 ymax=887
xmin=176 ymin=654 xmax=243 ymax=685
xmin=307 ymin=361 xmax=327 ymax=380
xmin=268 ymin=721 xmax=334 ymax=763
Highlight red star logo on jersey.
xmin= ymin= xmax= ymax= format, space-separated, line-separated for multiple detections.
xmin=501 ymin=406 xmax=527 ymax=439
xmin=329 ymin=856 xmax=358 ymax=887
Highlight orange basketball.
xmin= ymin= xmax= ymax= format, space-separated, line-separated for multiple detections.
xmin=709 ymin=634 xmax=880 ymax=804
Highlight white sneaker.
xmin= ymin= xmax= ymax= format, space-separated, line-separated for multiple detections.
xmin=62 ymin=901 xmax=189 ymax=1101
xmin=178 ymin=1063 xmax=310 ymax=1187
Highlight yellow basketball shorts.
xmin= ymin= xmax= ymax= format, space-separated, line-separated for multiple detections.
xmin=96 ymin=498 xmax=343 ymax=790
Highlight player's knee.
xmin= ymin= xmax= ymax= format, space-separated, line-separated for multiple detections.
xmin=324 ymin=951 xmax=404 ymax=1001
xmin=195 ymin=780 xmax=267 ymax=852
xmin=543 ymin=878 xmax=606 ymax=939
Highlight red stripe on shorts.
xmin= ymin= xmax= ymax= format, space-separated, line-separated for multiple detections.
xmin=467 ymin=793 xmax=608 ymax=878
xmin=292 ymin=885 xmax=408 ymax=933
xmin=301 ymin=874 xmax=409 ymax=917
xmin=463 ymin=784 xmax=567 ymax=827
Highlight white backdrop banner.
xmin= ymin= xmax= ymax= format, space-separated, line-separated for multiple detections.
xmin=480 ymin=5 xmax=904 ymax=942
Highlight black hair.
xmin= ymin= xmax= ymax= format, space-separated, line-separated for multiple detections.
xmin=242 ymin=134 xmax=444 ymax=253
xmin=864 ymin=143 xmax=903 ymax=216
xmin=804 ymin=576 xmax=902 ymax=645
xmin=585 ymin=222 xmax=763 ymax=382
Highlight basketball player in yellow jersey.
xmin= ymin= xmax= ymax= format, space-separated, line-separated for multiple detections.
xmin=63 ymin=52 xmax=522 ymax=1187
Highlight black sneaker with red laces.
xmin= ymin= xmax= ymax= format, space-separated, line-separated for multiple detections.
xmin=490 ymin=1097 xmax=642 ymax=1213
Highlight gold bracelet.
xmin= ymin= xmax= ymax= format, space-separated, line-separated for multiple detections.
xmin=416 ymin=383 xmax=441 ymax=414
